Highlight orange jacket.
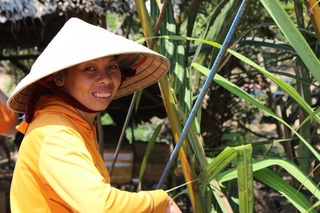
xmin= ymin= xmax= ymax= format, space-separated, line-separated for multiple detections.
xmin=11 ymin=95 xmax=168 ymax=212
xmin=0 ymin=102 xmax=17 ymax=134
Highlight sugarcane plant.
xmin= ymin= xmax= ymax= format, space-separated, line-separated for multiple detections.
xmin=131 ymin=0 xmax=319 ymax=212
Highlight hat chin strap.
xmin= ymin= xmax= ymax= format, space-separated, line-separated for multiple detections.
xmin=38 ymin=77 xmax=100 ymax=113
xmin=25 ymin=78 xmax=99 ymax=123
xmin=25 ymin=83 xmax=43 ymax=123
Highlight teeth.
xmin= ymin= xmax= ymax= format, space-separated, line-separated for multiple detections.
xmin=94 ymin=93 xmax=111 ymax=98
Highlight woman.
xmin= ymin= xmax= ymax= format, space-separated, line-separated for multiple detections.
xmin=8 ymin=18 xmax=181 ymax=213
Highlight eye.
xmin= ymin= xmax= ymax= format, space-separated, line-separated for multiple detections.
xmin=84 ymin=66 xmax=95 ymax=71
xmin=108 ymin=64 xmax=119 ymax=70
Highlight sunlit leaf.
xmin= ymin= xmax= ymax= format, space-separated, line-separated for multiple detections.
xmin=237 ymin=144 xmax=254 ymax=213
xmin=260 ymin=0 xmax=320 ymax=83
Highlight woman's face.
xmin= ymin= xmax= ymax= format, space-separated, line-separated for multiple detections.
xmin=54 ymin=56 xmax=122 ymax=112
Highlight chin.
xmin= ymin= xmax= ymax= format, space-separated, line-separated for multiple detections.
xmin=98 ymin=103 xmax=111 ymax=111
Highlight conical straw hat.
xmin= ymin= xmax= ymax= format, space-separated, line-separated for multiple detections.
xmin=8 ymin=17 xmax=170 ymax=113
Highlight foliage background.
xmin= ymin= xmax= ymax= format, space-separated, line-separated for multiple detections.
xmin=0 ymin=0 xmax=319 ymax=212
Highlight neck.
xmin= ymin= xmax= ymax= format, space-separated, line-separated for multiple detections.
xmin=75 ymin=108 xmax=97 ymax=128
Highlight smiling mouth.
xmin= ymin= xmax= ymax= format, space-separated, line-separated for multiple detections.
xmin=93 ymin=93 xmax=111 ymax=98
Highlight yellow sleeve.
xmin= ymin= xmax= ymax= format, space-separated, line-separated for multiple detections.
xmin=0 ymin=102 xmax=16 ymax=134
xmin=39 ymin=128 xmax=168 ymax=212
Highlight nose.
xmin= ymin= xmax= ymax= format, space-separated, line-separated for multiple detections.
xmin=97 ymin=71 xmax=113 ymax=85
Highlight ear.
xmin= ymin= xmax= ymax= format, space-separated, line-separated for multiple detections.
xmin=52 ymin=72 xmax=65 ymax=87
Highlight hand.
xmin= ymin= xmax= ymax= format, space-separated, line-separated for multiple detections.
xmin=165 ymin=197 xmax=181 ymax=213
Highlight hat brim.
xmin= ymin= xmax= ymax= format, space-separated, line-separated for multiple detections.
xmin=8 ymin=18 xmax=170 ymax=113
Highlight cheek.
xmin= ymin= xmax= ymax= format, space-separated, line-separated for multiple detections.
xmin=113 ymin=72 xmax=123 ymax=87
xmin=62 ymin=76 xmax=83 ymax=93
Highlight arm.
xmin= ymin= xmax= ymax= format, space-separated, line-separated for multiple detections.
xmin=0 ymin=89 xmax=18 ymax=136
xmin=39 ymin=128 xmax=169 ymax=212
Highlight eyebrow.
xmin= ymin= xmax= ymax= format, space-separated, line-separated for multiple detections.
xmin=89 ymin=56 xmax=118 ymax=63
xmin=110 ymin=57 xmax=118 ymax=62
xmin=103 ymin=56 xmax=118 ymax=63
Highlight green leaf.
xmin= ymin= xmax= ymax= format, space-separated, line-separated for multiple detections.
xmin=199 ymin=146 xmax=237 ymax=185
xmin=260 ymin=0 xmax=320 ymax=83
xmin=237 ymin=144 xmax=254 ymax=213
xmin=216 ymin=158 xmax=320 ymax=200
xmin=137 ymin=120 xmax=165 ymax=187
xmin=191 ymin=62 xmax=320 ymax=161
xmin=254 ymin=169 xmax=317 ymax=213
xmin=155 ymin=35 xmax=320 ymax=124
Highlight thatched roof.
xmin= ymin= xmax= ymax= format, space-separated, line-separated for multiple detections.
xmin=0 ymin=0 xmax=134 ymax=51
xmin=0 ymin=0 xmax=134 ymax=22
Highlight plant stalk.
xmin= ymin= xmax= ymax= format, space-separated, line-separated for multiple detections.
xmin=134 ymin=0 xmax=205 ymax=212
xmin=304 ymin=0 xmax=320 ymax=41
